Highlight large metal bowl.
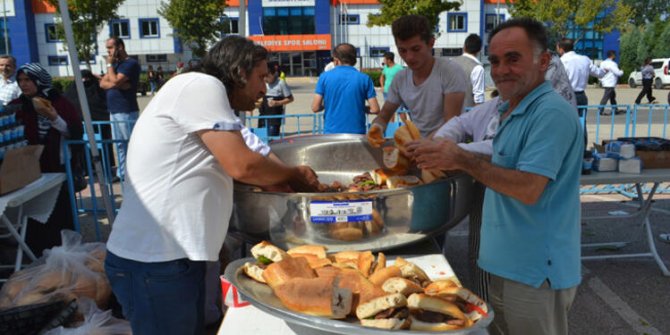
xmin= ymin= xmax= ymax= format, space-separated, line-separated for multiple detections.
xmin=231 ymin=134 xmax=473 ymax=251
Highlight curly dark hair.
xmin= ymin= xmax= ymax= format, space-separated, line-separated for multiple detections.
xmin=198 ymin=36 xmax=268 ymax=95
xmin=392 ymin=15 xmax=433 ymax=44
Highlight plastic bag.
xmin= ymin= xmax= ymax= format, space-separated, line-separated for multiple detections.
xmin=0 ymin=230 xmax=110 ymax=310
xmin=44 ymin=298 xmax=131 ymax=335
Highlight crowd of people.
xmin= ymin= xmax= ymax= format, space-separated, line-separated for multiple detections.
xmin=2 ymin=12 xmax=670 ymax=335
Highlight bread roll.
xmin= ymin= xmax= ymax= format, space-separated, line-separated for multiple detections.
xmin=355 ymin=293 xmax=407 ymax=319
xmin=242 ymin=262 xmax=267 ymax=283
xmin=368 ymin=266 xmax=402 ymax=286
xmin=273 ymin=277 xmax=352 ymax=319
xmin=32 ymin=96 xmax=52 ymax=111
xmin=287 ymin=244 xmax=327 ymax=259
xmin=382 ymin=277 xmax=424 ymax=296
xmin=382 ymin=147 xmax=409 ymax=174
xmin=251 ymin=241 xmax=289 ymax=263
xmin=262 ymin=256 xmax=316 ymax=289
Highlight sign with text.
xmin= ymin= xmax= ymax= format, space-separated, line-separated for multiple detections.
xmin=262 ymin=0 xmax=314 ymax=6
xmin=249 ymin=34 xmax=332 ymax=52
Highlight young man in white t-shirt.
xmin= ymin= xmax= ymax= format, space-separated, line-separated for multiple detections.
xmin=104 ymin=36 xmax=319 ymax=335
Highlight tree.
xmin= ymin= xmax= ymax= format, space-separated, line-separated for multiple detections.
xmin=619 ymin=24 xmax=641 ymax=76
xmin=159 ymin=0 xmax=226 ymax=58
xmin=652 ymin=22 xmax=670 ymax=59
xmin=506 ymin=0 xmax=633 ymax=43
xmin=45 ymin=0 xmax=125 ymax=69
xmin=366 ymin=0 xmax=461 ymax=35
xmin=621 ymin=0 xmax=669 ymax=26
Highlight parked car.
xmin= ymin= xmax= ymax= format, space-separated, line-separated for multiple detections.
xmin=628 ymin=58 xmax=670 ymax=89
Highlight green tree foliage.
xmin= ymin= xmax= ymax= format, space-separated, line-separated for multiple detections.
xmin=619 ymin=24 xmax=641 ymax=76
xmin=652 ymin=23 xmax=670 ymax=58
xmin=621 ymin=0 xmax=669 ymax=26
xmin=45 ymin=0 xmax=125 ymax=69
xmin=366 ymin=0 xmax=461 ymax=35
xmin=506 ymin=0 xmax=633 ymax=43
xmin=159 ymin=0 xmax=226 ymax=58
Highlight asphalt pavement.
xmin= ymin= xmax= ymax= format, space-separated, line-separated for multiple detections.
xmin=136 ymin=82 xmax=670 ymax=334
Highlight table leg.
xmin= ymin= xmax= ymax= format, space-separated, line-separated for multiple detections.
xmin=0 ymin=205 xmax=38 ymax=272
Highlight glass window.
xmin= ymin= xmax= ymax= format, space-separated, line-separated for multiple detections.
xmin=369 ymin=47 xmax=389 ymax=57
xmin=340 ymin=14 xmax=360 ymax=25
xmin=264 ymin=8 xmax=276 ymax=16
xmin=262 ymin=7 xmax=315 ymax=35
xmin=48 ymin=55 xmax=68 ymax=66
xmin=0 ymin=21 xmax=8 ymax=54
xmin=303 ymin=7 xmax=315 ymax=15
xmin=290 ymin=7 xmax=302 ymax=16
xmin=146 ymin=54 xmax=168 ymax=62
xmin=441 ymin=48 xmax=463 ymax=57
xmin=45 ymin=24 xmax=62 ymax=42
xmin=110 ymin=19 xmax=130 ymax=39
xmin=485 ymin=14 xmax=504 ymax=33
xmin=139 ymin=19 xmax=160 ymax=38
xmin=447 ymin=13 xmax=467 ymax=32
xmin=277 ymin=8 xmax=289 ymax=17
xmin=221 ymin=17 xmax=239 ymax=35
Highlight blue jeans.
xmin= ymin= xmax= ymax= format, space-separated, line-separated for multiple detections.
xmin=110 ymin=112 xmax=138 ymax=179
xmin=105 ymin=251 xmax=206 ymax=335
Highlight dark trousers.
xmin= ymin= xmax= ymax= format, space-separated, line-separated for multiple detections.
xmin=635 ymin=79 xmax=656 ymax=104
xmin=575 ymin=91 xmax=588 ymax=147
xmin=105 ymin=252 xmax=207 ymax=335
xmin=598 ymin=87 xmax=618 ymax=114
xmin=25 ymin=183 xmax=74 ymax=257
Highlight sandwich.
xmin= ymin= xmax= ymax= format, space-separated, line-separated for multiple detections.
xmin=356 ymin=293 xmax=410 ymax=330
xmin=421 ymin=169 xmax=446 ymax=184
xmin=386 ymin=175 xmax=422 ymax=189
xmin=394 ymin=257 xmax=431 ymax=287
xmin=273 ymin=276 xmax=352 ymax=319
xmin=423 ymin=285 xmax=489 ymax=322
xmin=329 ymin=226 xmax=364 ymax=241
xmin=32 ymin=96 xmax=52 ymax=111
xmin=369 ymin=168 xmax=391 ymax=185
xmin=407 ymin=293 xmax=472 ymax=331
xmin=287 ymin=245 xmax=332 ymax=269
xmin=382 ymin=277 xmax=424 ymax=296
xmin=424 ymin=279 xmax=460 ymax=296
xmin=392 ymin=119 xmax=445 ymax=184
xmin=261 ymin=256 xmax=316 ymax=289
xmin=368 ymin=266 xmax=402 ymax=286
xmin=335 ymin=268 xmax=386 ymax=311
xmin=242 ymin=241 xmax=289 ymax=283
xmin=382 ymin=147 xmax=409 ymax=174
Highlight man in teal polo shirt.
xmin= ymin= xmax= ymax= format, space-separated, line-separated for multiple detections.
xmin=408 ymin=18 xmax=582 ymax=335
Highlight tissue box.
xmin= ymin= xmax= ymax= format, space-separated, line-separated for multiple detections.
xmin=594 ymin=157 xmax=617 ymax=172
xmin=618 ymin=157 xmax=642 ymax=174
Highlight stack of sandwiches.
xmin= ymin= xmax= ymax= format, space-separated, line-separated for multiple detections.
xmin=241 ymin=241 xmax=487 ymax=331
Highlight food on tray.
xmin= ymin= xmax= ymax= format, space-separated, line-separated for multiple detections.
xmin=262 ymin=256 xmax=316 ymax=289
xmin=386 ymin=175 xmax=422 ymax=189
xmin=356 ymin=293 xmax=410 ymax=330
xmin=32 ymin=96 xmax=52 ymax=111
xmin=243 ymin=241 xmax=290 ymax=283
xmin=273 ymin=277 xmax=352 ymax=319
xmin=383 ymin=147 xmax=409 ymax=174
xmin=239 ymin=241 xmax=488 ymax=330
xmin=407 ymin=293 xmax=472 ymax=331
xmin=391 ymin=119 xmax=446 ymax=184
xmin=382 ymin=277 xmax=424 ymax=296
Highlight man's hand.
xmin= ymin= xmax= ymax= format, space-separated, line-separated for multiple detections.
xmin=407 ymin=139 xmax=465 ymax=171
xmin=367 ymin=123 xmax=385 ymax=148
xmin=287 ymin=165 xmax=320 ymax=192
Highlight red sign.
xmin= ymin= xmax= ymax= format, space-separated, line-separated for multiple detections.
xmin=249 ymin=34 xmax=332 ymax=52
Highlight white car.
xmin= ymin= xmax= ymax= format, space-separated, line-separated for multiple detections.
xmin=628 ymin=58 xmax=670 ymax=89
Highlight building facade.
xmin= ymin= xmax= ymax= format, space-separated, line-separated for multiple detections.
xmin=3 ymin=0 xmax=619 ymax=78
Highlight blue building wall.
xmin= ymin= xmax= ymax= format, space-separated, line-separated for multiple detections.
xmin=249 ymin=1 xmax=263 ymax=35
xmin=314 ymin=0 xmax=330 ymax=35
xmin=10 ymin=0 xmax=39 ymax=67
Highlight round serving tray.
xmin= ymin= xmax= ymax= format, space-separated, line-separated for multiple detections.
xmin=223 ymin=258 xmax=494 ymax=335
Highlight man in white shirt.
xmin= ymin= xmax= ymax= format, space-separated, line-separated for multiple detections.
xmin=557 ymin=38 xmax=604 ymax=116
xmin=104 ymin=36 xmax=320 ymax=335
xmin=598 ymin=50 xmax=624 ymax=115
xmin=452 ymin=34 xmax=486 ymax=107
xmin=0 ymin=55 xmax=21 ymax=105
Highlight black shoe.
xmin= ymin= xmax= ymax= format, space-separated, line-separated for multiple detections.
xmin=600 ymin=111 xmax=612 ymax=116
xmin=111 ymin=176 xmax=121 ymax=183
xmin=615 ymin=110 xmax=625 ymax=115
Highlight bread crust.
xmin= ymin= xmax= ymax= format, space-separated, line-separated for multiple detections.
xmin=287 ymin=245 xmax=327 ymax=259
xmin=251 ymin=241 xmax=289 ymax=263
xmin=368 ymin=266 xmax=402 ymax=286
xmin=355 ymin=293 xmax=407 ymax=319
xmin=382 ymin=277 xmax=424 ymax=296
xmin=273 ymin=277 xmax=352 ymax=319
xmin=262 ymin=257 xmax=316 ymax=289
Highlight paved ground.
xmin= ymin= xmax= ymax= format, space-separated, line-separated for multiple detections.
xmin=125 ymin=82 xmax=670 ymax=334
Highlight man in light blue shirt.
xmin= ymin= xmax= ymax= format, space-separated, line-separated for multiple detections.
xmin=408 ymin=18 xmax=582 ymax=335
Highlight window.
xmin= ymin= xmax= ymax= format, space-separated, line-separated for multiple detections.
xmin=262 ymin=6 xmax=315 ymax=35
xmin=48 ymin=55 xmax=68 ymax=66
xmin=441 ymin=48 xmax=463 ymax=57
xmin=139 ymin=18 xmax=159 ymax=38
xmin=79 ymin=54 xmax=96 ymax=64
xmin=340 ymin=14 xmax=360 ymax=25
xmin=485 ymin=14 xmax=504 ymax=33
xmin=447 ymin=13 xmax=467 ymax=32
xmin=221 ymin=17 xmax=239 ymax=35
xmin=146 ymin=54 xmax=168 ymax=62
xmin=0 ymin=21 xmax=8 ymax=54
xmin=369 ymin=47 xmax=389 ymax=58
xmin=45 ymin=23 xmax=62 ymax=42
xmin=110 ymin=19 xmax=130 ymax=39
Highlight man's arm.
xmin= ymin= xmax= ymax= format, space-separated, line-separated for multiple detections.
xmin=411 ymin=139 xmax=548 ymax=205
xmin=367 ymin=97 xmax=380 ymax=115
xmin=311 ymin=94 xmax=324 ymax=113
xmin=99 ymin=65 xmax=130 ymax=90
xmin=443 ymin=91 xmax=465 ymax=123
xmin=379 ymin=72 xmax=386 ymax=91
xmin=199 ymin=129 xmax=318 ymax=191
xmin=471 ymin=65 xmax=486 ymax=104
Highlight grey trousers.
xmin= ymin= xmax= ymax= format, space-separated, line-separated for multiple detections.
xmin=488 ymin=275 xmax=578 ymax=335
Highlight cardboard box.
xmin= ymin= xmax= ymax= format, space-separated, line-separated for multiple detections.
xmin=596 ymin=140 xmax=670 ymax=169
xmin=0 ymin=145 xmax=43 ymax=195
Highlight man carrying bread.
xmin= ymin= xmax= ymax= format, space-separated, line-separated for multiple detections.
xmin=104 ymin=36 xmax=320 ymax=335
xmin=367 ymin=14 xmax=467 ymax=142
xmin=409 ymin=18 xmax=582 ymax=335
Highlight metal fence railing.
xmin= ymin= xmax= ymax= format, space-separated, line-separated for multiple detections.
xmin=62 ymin=105 xmax=670 ymax=239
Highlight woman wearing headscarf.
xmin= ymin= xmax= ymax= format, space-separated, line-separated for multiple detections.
xmin=8 ymin=63 xmax=83 ymax=256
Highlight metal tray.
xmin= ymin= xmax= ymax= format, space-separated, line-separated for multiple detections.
xmin=223 ymin=257 xmax=493 ymax=335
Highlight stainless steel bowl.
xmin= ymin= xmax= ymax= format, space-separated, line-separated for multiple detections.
xmin=231 ymin=134 xmax=474 ymax=251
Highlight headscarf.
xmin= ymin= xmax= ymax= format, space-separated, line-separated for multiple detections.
xmin=17 ymin=62 xmax=53 ymax=97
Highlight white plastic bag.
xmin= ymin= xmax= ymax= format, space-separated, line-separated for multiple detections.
xmin=44 ymin=298 xmax=131 ymax=335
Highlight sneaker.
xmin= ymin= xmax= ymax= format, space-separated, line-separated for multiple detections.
xmin=649 ymin=99 xmax=657 ymax=104
xmin=660 ymin=233 xmax=670 ymax=243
